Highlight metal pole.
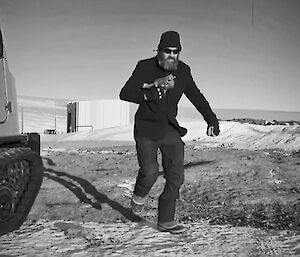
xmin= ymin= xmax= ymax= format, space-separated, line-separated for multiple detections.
xmin=21 ymin=107 xmax=24 ymax=133
xmin=54 ymin=97 xmax=57 ymax=131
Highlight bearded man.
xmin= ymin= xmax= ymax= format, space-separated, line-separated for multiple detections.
xmin=120 ymin=31 xmax=220 ymax=234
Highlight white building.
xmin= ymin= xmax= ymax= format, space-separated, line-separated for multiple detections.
xmin=67 ymin=99 xmax=130 ymax=132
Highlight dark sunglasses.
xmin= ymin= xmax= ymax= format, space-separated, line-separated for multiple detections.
xmin=163 ymin=48 xmax=180 ymax=54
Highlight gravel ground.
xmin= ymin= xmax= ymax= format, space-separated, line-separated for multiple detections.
xmin=1 ymin=142 xmax=299 ymax=256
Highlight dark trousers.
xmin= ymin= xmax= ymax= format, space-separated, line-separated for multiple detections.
xmin=133 ymin=127 xmax=184 ymax=222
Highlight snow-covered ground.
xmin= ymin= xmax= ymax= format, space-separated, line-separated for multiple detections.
xmin=18 ymin=96 xmax=300 ymax=151
xmin=40 ymin=121 xmax=300 ymax=151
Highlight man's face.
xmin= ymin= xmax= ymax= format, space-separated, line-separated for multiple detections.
xmin=157 ymin=47 xmax=180 ymax=71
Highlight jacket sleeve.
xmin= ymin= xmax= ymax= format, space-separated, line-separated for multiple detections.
xmin=184 ymin=67 xmax=219 ymax=126
xmin=119 ymin=61 xmax=145 ymax=104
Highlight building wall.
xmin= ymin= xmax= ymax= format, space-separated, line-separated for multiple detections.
xmin=75 ymin=99 xmax=129 ymax=131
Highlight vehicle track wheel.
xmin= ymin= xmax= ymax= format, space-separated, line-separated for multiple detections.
xmin=0 ymin=186 xmax=15 ymax=221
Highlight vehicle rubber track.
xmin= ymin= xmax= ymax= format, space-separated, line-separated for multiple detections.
xmin=0 ymin=147 xmax=43 ymax=236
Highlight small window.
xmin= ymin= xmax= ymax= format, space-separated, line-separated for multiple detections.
xmin=0 ymin=30 xmax=3 ymax=58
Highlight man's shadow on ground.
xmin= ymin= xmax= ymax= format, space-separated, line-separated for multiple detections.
xmin=43 ymin=157 xmax=141 ymax=222
xmin=43 ymin=157 xmax=213 ymax=223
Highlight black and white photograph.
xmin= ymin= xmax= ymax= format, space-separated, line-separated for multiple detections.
xmin=0 ymin=0 xmax=299 ymax=256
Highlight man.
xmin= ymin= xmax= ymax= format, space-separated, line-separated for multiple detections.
xmin=120 ymin=31 xmax=220 ymax=234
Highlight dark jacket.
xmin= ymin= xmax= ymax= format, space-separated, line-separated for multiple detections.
xmin=120 ymin=57 xmax=218 ymax=140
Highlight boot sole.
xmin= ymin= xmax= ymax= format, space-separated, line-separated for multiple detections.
xmin=157 ymin=225 xmax=186 ymax=234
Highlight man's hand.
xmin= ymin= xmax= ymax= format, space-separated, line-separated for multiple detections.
xmin=206 ymin=123 xmax=220 ymax=137
xmin=142 ymin=84 xmax=167 ymax=100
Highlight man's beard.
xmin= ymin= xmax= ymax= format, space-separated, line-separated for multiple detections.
xmin=157 ymin=52 xmax=179 ymax=71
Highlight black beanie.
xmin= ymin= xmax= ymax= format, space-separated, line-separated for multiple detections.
xmin=158 ymin=31 xmax=182 ymax=52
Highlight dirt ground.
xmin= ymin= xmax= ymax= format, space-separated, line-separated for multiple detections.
xmin=1 ymin=141 xmax=300 ymax=256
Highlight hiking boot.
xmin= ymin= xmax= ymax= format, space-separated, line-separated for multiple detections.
xmin=157 ymin=221 xmax=186 ymax=234
xmin=131 ymin=194 xmax=146 ymax=216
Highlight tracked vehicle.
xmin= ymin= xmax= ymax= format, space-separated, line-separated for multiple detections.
xmin=0 ymin=25 xmax=43 ymax=236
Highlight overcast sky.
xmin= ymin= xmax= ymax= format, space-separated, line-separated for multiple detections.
xmin=0 ymin=0 xmax=299 ymax=111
